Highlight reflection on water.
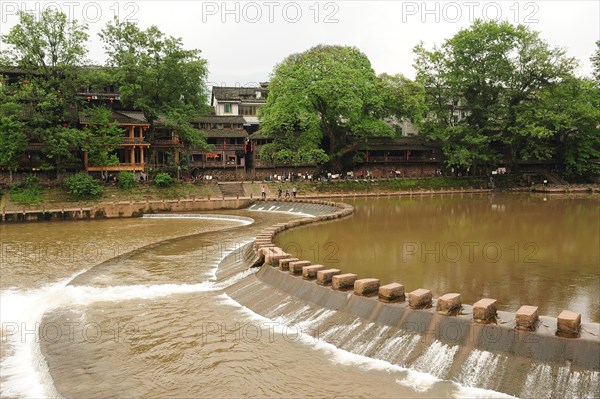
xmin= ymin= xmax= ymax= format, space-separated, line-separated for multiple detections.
xmin=277 ymin=193 xmax=600 ymax=322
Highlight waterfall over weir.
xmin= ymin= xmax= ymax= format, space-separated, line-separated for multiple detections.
xmin=228 ymin=200 xmax=600 ymax=398
xmin=225 ymin=259 xmax=600 ymax=398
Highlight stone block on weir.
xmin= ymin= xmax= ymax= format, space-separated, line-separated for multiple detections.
xmin=268 ymin=252 xmax=290 ymax=267
xmin=408 ymin=289 xmax=432 ymax=309
xmin=354 ymin=278 xmax=380 ymax=296
xmin=557 ymin=310 xmax=581 ymax=335
xmin=332 ymin=273 xmax=358 ymax=290
xmin=516 ymin=305 xmax=539 ymax=330
xmin=279 ymin=257 xmax=299 ymax=271
xmin=302 ymin=265 xmax=325 ymax=280
xmin=289 ymin=260 xmax=311 ymax=275
xmin=378 ymin=283 xmax=405 ymax=303
xmin=436 ymin=293 xmax=462 ymax=314
xmin=472 ymin=298 xmax=497 ymax=321
xmin=316 ymin=269 xmax=341 ymax=285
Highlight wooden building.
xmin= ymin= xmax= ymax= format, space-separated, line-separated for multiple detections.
xmin=80 ymin=111 xmax=150 ymax=172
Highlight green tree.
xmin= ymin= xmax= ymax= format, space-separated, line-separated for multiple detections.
xmin=379 ymin=73 xmax=428 ymax=129
xmin=99 ymin=19 xmax=209 ymax=159
xmin=414 ymin=20 xmax=576 ymax=174
xmin=79 ymin=107 xmax=123 ymax=176
xmin=1 ymin=9 xmax=89 ymax=173
xmin=515 ymin=77 xmax=600 ymax=179
xmin=260 ymin=45 xmax=392 ymax=172
xmin=0 ymin=79 xmax=28 ymax=179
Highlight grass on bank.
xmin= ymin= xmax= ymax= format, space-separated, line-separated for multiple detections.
xmin=1 ymin=181 xmax=217 ymax=211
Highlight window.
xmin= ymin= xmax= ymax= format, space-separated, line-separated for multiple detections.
xmin=239 ymin=105 xmax=257 ymax=116
xmin=224 ymin=103 xmax=231 ymax=113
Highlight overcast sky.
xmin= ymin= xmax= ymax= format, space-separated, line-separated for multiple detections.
xmin=1 ymin=1 xmax=598 ymax=87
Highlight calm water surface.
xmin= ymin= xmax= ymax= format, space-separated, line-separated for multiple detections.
xmin=277 ymin=193 xmax=600 ymax=322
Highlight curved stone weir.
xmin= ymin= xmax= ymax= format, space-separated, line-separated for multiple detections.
xmin=225 ymin=199 xmax=600 ymax=398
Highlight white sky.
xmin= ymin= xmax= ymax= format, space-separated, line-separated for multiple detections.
xmin=1 ymin=1 xmax=598 ymax=87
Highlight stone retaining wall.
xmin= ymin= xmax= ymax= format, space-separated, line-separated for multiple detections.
xmin=0 ymin=198 xmax=251 ymax=223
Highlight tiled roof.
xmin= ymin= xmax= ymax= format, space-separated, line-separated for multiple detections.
xmin=204 ymin=129 xmax=248 ymax=138
xmin=79 ymin=110 xmax=149 ymax=125
xmin=358 ymin=136 xmax=439 ymax=151
xmin=193 ymin=115 xmax=247 ymax=124
xmin=212 ymin=86 xmax=269 ymax=102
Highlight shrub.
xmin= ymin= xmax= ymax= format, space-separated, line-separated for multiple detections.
xmin=24 ymin=175 xmax=40 ymax=187
xmin=154 ymin=172 xmax=174 ymax=188
xmin=118 ymin=171 xmax=136 ymax=190
xmin=64 ymin=172 xmax=103 ymax=199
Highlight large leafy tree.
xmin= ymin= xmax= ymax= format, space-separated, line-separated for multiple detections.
xmin=79 ymin=107 xmax=123 ymax=172
xmin=1 ymin=9 xmax=89 ymax=172
xmin=99 ymin=19 xmax=210 ymax=155
xmin=515 ymin=77 xmax=600 ymax=179
xmin=379 ymin=73 xmax=428 ymax=128
xmin=414 ymin=20 xmax=577 ymax=174
xmin=259 ymin=45 xmax=393 ymax=172
xmin=0 ymin=79 xmax=28 ymax=178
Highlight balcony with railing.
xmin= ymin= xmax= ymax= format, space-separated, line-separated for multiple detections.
xmin=122 ymin=137 xmax=150 ymax=146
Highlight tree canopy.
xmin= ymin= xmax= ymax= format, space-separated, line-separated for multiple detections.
xmin=0 ymin=9 xmax=90 ymax=172
xmin=260 ymin=45 xmax=399 ymax=171
xmin=99 ymin=19 xmax=210 ymax=152
xmin=414 ymin=20 xmax=580 ymax=175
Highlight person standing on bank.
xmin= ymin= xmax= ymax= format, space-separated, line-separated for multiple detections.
xmin=292 ymin=186 xmax=297 ymax=198
xmin=285 ymin=188 xmax=290 ymax=198
xmin=261 ymin=185 xmax=266 ymax=198
xmin=277 ymin=186 xmax=282 ymax=198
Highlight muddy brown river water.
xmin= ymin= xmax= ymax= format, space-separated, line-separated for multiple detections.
xmin=0 ymin=194 xmax=598 ymax=398
xmin=277 ymin=193 xmax=600 ymax=322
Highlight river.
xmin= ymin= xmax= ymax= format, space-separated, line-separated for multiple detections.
xmin=0 ymin=194 xmax=598 ymax=398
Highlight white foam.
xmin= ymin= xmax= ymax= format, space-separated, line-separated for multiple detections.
xmin=0 ymin=237 xmax=257 ymax=399
xmin=142 ymin=213 xmax=254 ymax=225
xmin=1 ymin=277 xmax=80 ymax=399
xmin=413 ymin=340 xmax=460 ymax=378
xmin=247 ymin=207 xmax=316 ymax=218
xmin=395 ymin=373 xmax=440 ymax=393
xmin=452 ymin=384 xmax=516 ymax=398
xmin=213 ymin=267 xmax=258 ymax=289
xmin=219 ymin=291 xmax=518 ymax=397
xmin=218 ymin=292 xmax=442 ymax=393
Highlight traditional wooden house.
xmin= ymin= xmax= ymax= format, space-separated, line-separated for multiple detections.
xmin=186 ymin=115 xmax=249 ymax=179
xmin=357 ymin=136 xmax=442 ymax=177
xmin=79 ymin=110 xmax=150 ymax=173
xmin=211 ymin=84 xmax=269 ymax=133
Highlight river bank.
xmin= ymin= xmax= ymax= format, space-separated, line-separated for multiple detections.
xmin=2 ymin=176 xmax=599 ymax=215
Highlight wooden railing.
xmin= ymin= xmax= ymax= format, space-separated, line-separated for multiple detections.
xmin=86 ymin=163 xmax=145 ymax=172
